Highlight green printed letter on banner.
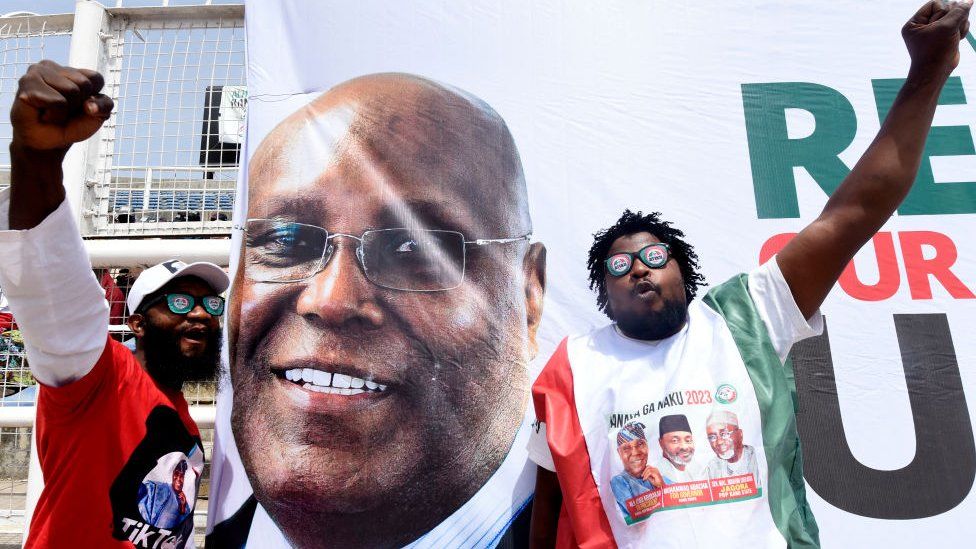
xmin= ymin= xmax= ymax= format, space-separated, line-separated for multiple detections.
xmin=873 ymin=77 xmax=976 ymax=215
xmin=742 ymin=82 xmax=856 ymax=219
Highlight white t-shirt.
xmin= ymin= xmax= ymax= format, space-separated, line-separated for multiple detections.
xmin=528 ymin=258 xmax=822 ymax=548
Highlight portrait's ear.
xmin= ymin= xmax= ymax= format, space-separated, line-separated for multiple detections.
xmin=523 ymin=242 xmax=546 ymax=359
xmin=128 ymin=312 xmax=146 ymax=339
xmin=228 ymin=246 xmax=246 ymax=353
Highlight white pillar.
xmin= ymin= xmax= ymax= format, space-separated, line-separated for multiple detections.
xmin=23 ymin=3 xmax=110 ymax=541
xmin=21 ymin=427 xmax=42 ymax=547
xmin=84 ymin=238 xmax=233 ymax=268
xmin=62 ymin=0 xmax=110 ymax=231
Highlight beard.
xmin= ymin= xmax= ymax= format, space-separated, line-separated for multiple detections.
xmin=142 ymin=318 xmax=222 ymax=389
xmin=665 ymin=448 xmax=694 ymax=466
xmin=616 ymin=296 xmax=688 ymax=341
xmin=717 ymin=448 xmax=735 ymax=460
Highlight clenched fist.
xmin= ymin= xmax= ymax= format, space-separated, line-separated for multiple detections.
xmin=8 ymin=61 xmax=113 ymax=229
xmin=903 ymin=0 xmax=972 ymax=77
xmin=11 ymin=60 xmax=114 ymax=153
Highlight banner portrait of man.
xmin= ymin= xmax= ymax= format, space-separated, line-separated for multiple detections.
xmin=211 ymin=73 xmax=545 ymax=547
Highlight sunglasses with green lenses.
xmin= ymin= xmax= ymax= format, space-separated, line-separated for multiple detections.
xmin=605 ymin=243 xmax=671 ymax=277
xmin=140 ymin=293 xmax=225 ymax=316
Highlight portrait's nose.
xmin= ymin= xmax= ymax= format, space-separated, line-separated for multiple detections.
xmin=295 ymin=239 xmax=385 ymax=330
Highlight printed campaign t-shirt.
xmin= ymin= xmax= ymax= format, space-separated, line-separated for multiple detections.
xmin=528 ymin=259 xmax=822 ymax=548
xmin=28 ymin=336 xmax=204 ymax=549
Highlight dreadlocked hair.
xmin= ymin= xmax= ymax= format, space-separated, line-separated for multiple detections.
xmin=586 ymin=209 xmax=705 ymax=319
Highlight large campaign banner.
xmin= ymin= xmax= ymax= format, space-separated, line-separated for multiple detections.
xmin=207 ymin=1 xmax=976 ymax=546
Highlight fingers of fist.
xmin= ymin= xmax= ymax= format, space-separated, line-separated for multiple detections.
xmin=12 ymin=60 xmax=114 ymax=150
xmin=905 ymin=0 xmax=971 ymax=36
xmin=902 ymin=0 xmax=972 ymax=73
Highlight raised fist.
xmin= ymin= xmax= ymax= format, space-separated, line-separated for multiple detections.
xmin=903 ymin=0 xmax=972 ymax=76
xmin=11 ymin=60 xmax=114 ymax=153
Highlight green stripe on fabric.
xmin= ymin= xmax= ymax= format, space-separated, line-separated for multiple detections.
xmin=624 ymin=489 xmax=765 ymax=525
xmin=703 ymin=274 xmax=820 ymax=548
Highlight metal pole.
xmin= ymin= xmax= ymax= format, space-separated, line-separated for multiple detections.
xmin=62 ymin=0 xmax=110 ymax=227
xmin=142 ymin=167 xmax=153 ymax=220
xmin=84 ymin=238 xmax=233 ymax=267
xmin=21 ymin=428 xmax=42 ymax=547
xmin=23 ymin=2 xmax=111 ymax=538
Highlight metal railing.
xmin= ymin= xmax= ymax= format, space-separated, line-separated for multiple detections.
xmin=0 ymin=13 xmax=74 ymax=191
xmin=92 ymin=4 xmax=245 ymax=237
xmin=0 ymin=2 xmax=243 ymax=544
xmin=0 ymin=4 xmax=245 ymax=239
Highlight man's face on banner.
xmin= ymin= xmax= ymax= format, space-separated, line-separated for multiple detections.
xmin=707 ymin=423 xmax=743 ymax=461
xmin=660 ymin=430 xmax=695 ymax=467
xmin=618 ymin=438 xmax=649 ymax=478
xmin=229 ymin=74 xmax=545 ymax=546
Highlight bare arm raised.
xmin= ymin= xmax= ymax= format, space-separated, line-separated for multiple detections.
xmin=778 ymin=0 xmax=972 ymax=319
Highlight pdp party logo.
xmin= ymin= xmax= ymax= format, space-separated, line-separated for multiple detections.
xmin=609 ymin=256 xmax=630 ymax=273
xmin=641 ymin=246 xmax=666 ymax=266
xmin=715 ymin=384 xmax=737 ymax=404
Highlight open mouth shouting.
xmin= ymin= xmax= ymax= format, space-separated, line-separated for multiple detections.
xmin=183 ymin=326 xmax=209 ymax=341
xmin=179 ymin=325 xmax=213 ymax=354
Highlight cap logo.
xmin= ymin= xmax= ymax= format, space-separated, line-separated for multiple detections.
xmin=162 ymin=260 xmax=187 ymax=274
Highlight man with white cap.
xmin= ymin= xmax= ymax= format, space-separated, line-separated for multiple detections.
xmin=0 ymin=60 xmax=229 ymax=548
xmin=125 ymin=259 xmax=229 ymax=390
xmin=705 ymin=409 xmax=761 ymax=486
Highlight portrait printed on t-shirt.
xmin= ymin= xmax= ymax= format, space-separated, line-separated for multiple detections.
xmin=606 ymin=384 xmax=763 ymax=525
xmin=136 ymin=449 xmax=204 ymax=531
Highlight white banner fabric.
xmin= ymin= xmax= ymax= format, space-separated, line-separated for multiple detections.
xmin=207 ymin=1 xmax=976 ymax=547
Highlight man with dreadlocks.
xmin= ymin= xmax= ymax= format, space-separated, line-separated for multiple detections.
xmin=527 ymin=2 xmax=972 ymax=548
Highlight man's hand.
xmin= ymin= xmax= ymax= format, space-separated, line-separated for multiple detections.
xmin=903 ymin=0 xmax=972 ymax=78
xmin=778 ymin=0 xmax=972 ymax=320
xmin=8 ymin=61 xmax=113 ymax=230
xmin=11 ymin=60 xmax=113 ymax=154
xmin=642 ymin=464 xmax=664 ymax=488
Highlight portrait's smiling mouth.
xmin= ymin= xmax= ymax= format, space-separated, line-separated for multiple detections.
xmin=266 ymin=357 xmax=399 ymax=412
xmin=279 ymin=367 xmax=388 ymax=395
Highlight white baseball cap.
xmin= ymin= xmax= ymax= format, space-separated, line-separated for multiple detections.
xmin=127 ymin=259 xmax=230 ymax=313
